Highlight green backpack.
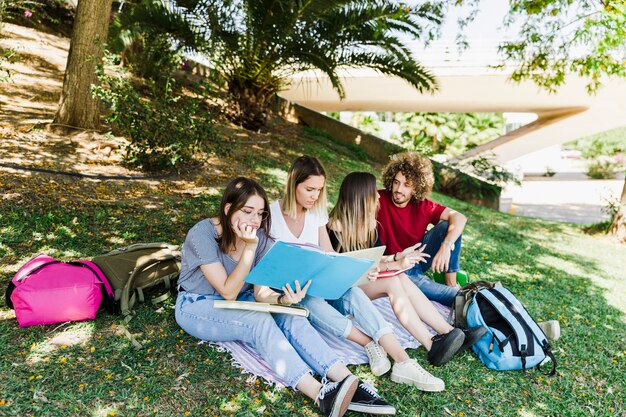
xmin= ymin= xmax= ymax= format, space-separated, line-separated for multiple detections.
xmin=92 ymin=243 xmax=182 ymax=315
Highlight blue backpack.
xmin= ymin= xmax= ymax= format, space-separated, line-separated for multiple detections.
xmin=466 ymin=286 xmax=556 ymax=375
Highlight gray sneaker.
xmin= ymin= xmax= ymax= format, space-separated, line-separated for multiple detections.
xmin=390 ymin=359 xmax=445 ymax=392
xmin=364 ymin=340 xmax=391 ymax=376
xmin=538 ymin=320 xmax=561 ymax=341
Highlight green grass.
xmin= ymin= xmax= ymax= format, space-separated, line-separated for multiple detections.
xmin=1 ymin=124 xmax=625 ymax=417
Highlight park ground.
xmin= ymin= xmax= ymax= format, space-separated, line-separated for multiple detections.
xmin=1 ymin=23 xmax=625 ymax=417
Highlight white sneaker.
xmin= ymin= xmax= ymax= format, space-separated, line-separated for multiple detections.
xmin=364 ymin=341 xmax=391 ymax=376
xmin=538 ymin=320 xmax=561 ymax=341
xmin=390 ymin=359 xmax=445 ymax=392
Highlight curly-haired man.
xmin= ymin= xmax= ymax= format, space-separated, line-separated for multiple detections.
xmin=377 ymin=152 xmax=467 ymax=307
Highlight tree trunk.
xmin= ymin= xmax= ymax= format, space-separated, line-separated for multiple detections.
xmin=226 ymin=76 xmax=279 ymax=131
xmin=53 ymin=0 xmax=113 ymax=130
xmin=609 ymin=179 xmax=626 ymax=243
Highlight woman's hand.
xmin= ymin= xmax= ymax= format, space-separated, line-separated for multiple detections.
xmin=397 ymin=243 xmax=430 ymax=269
xmin=367 ymin=266 xmax=380 ymax=281
xmin=280 ymin=280 xmax=312 ymax=305
xmin=395 ymin=242 xmax=423 ymax=261
xmin=232 ymin=219 xmax=259 ymax=246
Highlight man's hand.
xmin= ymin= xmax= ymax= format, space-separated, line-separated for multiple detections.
xmin=431 ymin=245 xmax=451 ymax=273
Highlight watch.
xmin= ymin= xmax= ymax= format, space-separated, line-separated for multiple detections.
xmin=443 ymin=240 xmax=455 ymax=251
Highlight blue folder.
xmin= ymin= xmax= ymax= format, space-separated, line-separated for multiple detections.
xmin=245 ymin=241 xmax=374 ymax=299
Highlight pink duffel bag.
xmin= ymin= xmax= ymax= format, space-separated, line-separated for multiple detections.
xmin=5 ymin=254 xmax=115 ymax=327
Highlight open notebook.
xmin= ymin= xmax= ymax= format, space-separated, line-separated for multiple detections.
xmin=343 ymin=246 xmax=386 ymax=287
xmin=244 ymin=242 xmax=375 ymax=299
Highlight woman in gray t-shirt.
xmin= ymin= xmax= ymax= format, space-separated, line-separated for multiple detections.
xmin=174 ymin=177 xmax=361 ymax=417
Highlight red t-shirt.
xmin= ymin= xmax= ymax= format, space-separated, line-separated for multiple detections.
xmin=377 ymin=189 xmax=446 ymax=255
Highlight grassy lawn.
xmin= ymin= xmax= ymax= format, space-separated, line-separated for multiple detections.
xmin=1 ymin=123 xmax=625 ymax=417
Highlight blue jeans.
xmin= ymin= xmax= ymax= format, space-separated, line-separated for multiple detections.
xmin=175 ymin=290 xmax=341 ymax=388
xmin=299 ymin=287 xmax=393 ymax=342
xmin=406 ymin=221 xmax=461 ymax=307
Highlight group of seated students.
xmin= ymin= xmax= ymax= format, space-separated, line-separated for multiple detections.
xmin=174 ymin=153 xmax=487 ymax=417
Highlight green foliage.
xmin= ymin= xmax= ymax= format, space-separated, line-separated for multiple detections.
xmin=497 ymin=1 xmax=626 ymax=92
xmin=566 ymin=126 xmax=626 ymax=159
xmin=350 ymin=112 xmax=381 ymax=136
xmin=4 ymin=0 xmax=75 ymax=36
xmin=458 ymin=154 xmax=521 ymax=187
xmin=395 ymin=112 xmax=505 ymax=157
xmin=108 ymin=0 xmax=198 ymax=83
xmin=586 ymin=156 xmax=621 ymax=179
xmin=93 ymin=68 xmax=217 ymax=172
xmin=0 ymin=48 xmax=18 ymax=83
xmin=179 ymin=0 xmax=446 ymax=129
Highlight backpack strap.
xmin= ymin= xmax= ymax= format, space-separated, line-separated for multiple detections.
xmin=537 ymin=341 xmax=558 ymax=376
xmin=71 ymin=261 xmax=117 ymax=314
xmin=479 ymin=289 xmax=530 ymax=359
xmin=120 ymin=253 xmax=180 ymax=316
xmin=13 ymin=260 xmax=61 ymax=282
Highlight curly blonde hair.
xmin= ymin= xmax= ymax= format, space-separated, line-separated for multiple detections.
xmin=381 ymin=152 xmax=434 ymax=202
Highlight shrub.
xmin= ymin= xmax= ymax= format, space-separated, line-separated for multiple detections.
xmin=93 ymin=69 xmax=217 ymax=172
xmin=433 ymin=154 xmax=520 ymax=209
xmin=5 ymin=0 xmax=75 ymax=36
xmin=124 ymin=34 xmax=184 ymax=85
xmin=0 ymin=48 xmax=17 ymax=83
xmin=586 ymin=156 xmax=620 ymax=179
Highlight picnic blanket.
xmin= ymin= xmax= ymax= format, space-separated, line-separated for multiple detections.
xmin=207 ymin=297 xmax=451 ymax=387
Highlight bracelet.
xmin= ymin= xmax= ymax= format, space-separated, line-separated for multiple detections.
xmin=393 ymin=252 xmax=398 ymax=262
xmin=277 ymin=294 xmax=285 ymax=304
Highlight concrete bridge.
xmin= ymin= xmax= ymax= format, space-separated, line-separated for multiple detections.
xmin=279 ymin=64 xmax=626 ymax=169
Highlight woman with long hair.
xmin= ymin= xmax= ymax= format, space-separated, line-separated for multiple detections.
xmin=328 ymin=172 xmax=486 ymax=366
xmin=175 ymin=177 xmax=365 ymax=417
xmin=270 ymin=156 xmax=446 ymax=396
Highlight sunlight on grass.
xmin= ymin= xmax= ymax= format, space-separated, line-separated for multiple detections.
xmin=490 ymin=263 xmax=528 ymax=281
xmin=0 ymin=309 xmax=16 ymax=321
xmin=27 ymin=322 xmax=94 ymax=363
xmin=91 ymin=404 xmax=119 ymax=417
xmin=107 ymin=236 xmax=127 ymax=245
xmin=259 ymin=167 xmax=288 ymax=184
xmin=518 ymin=408 xmax=540 ymax=417
xmin=536 ymin=254 xmax=586 ymax=277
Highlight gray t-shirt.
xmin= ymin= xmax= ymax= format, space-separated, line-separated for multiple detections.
xmin=178 ymin=218 xmax=274 ymax=296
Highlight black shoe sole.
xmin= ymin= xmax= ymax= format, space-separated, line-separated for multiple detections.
xmin=428 ymin=329 xmax=465 ymax=367
xmin=458 ymin=326 xmax=488 ymax=354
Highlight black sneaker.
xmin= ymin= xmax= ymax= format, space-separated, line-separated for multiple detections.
xmin=347 ymin=381 xmax=396 ymax=415
xmin=427 ymin=328 xmax=465 ymax=366
xmin=458 ymin=326 xmax=488 ymax=353
xmin=317 ymin=375 xmax=358 ymax=417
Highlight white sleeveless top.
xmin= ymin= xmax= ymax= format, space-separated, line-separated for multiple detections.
xmin=269 ymin=200 xmax=328 ymax=245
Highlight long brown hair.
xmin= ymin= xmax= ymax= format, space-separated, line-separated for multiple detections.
xmin=281 ymin=155 xmax=328 ymax=218
xmin=217 ymin=177 xmax=271 ymax=253
xmin=328 ymin=172 xmax=378 ymax=252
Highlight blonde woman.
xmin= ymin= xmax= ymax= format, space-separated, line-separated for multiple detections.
xmin=327 ymin=172 xmax=487 ymax=367
xmin=270 ymin=156 xmax=446 ymax=402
